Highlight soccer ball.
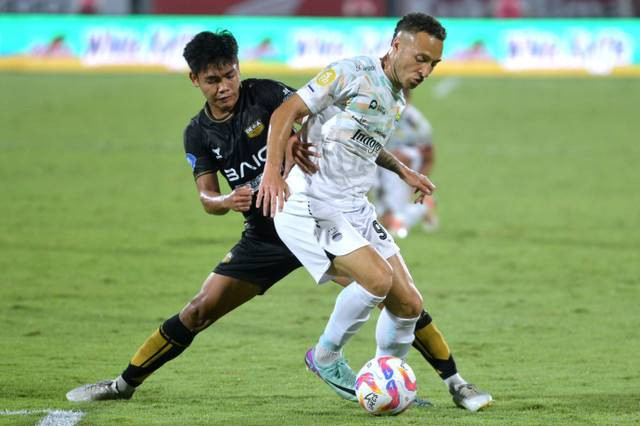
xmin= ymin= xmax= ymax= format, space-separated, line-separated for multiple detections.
xmin=355 ymin=356 xmax=417 ymax=416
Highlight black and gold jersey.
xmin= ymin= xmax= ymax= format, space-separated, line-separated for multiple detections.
xmin=183 ymin=78 xmax=295 ymax=241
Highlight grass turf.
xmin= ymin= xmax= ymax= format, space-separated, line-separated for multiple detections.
xmin=1 ymin=72 xmax=639 ymax=425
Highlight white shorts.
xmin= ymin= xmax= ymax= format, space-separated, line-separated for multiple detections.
xmin=274 ymin=193 xmax=400 ymax=284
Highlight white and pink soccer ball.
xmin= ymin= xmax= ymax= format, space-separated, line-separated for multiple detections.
xmin=355 ymin=356 xmax=417 ymax=416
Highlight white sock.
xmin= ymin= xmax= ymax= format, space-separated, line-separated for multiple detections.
xmin=375 ymin=308 xmax=420 ymax=359
xmin=316 ymin=282 xmax=385 ymax=366
xmin=443 ymin=373 xmax=467 ymax=393
xmin=115 ymin=376 xmax=135 ymax=396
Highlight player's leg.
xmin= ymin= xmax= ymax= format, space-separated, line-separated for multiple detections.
xmin=412 ymin=307 xmax=493 ymax=411
xmin=273 ymin=198 xmax=394 ymax=401
xmin=375 ymin=253 xmax=423 ymax=359
xmin=382 ymin=253 xmax=492 ymax=411
xmin=305 ymin=246 xmax=393 ymax=401
xmin=117 ymin=273 xmax=262 ymax=388
xmin=316 ymin=245 xmax=394 ymax=351
xmin=382 ymin=254 xmax=492 ymax=411
xmin=66 ymin=235 xmax=301 ymax=402
xmin=65 ymin=273 xmax=261 ymax=402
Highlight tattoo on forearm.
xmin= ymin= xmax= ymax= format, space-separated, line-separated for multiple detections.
xmin=376 ymin=149 xmax=403 ymax=175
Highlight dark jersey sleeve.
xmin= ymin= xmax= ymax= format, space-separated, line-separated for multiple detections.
xmin=183 ymin=120 xmax=218 ymax=178
xmin=254 ymin=79 xmax=296 ymax=113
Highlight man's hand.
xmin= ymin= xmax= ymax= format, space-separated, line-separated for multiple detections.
xmin=222 ymin=185 xmax=253 ymax=212
xmin=256 ymin=166 xmax=290 ymax=217
xmin=400 ymin=167 xmax=436 ymax=198
xmin=284 ymin=133 xmax=320 ymax=177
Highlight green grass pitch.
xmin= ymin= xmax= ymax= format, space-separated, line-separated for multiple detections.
xmin=1 ymin=72 xmax=639 ymax=425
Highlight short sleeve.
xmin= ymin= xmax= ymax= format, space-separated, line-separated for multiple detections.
xmin=296 ymin=60 xmax=357 ymax=114
xmin=183 ymin=121 xmax=218 ymax=178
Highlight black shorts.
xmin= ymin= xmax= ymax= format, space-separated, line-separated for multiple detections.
xmin=213 ymin=234 xmax=302 ymax=295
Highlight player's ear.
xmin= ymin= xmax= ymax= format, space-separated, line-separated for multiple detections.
xmin=391 ymin=34 xmax=402 ymax=52
xmin=189 ymin=71 xmax=199 ymax=87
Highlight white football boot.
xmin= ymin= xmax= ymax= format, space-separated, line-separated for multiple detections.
xmin=451 ymin=383 xmax=492 ymax=412
xmin=66 ymin=377 xmax=135 ymax=402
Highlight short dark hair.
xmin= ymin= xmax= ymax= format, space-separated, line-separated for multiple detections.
xmin=393 ymin=13 xmax=446 ymax=41
xmin=183 ymin=30 xmax=238 ymax=74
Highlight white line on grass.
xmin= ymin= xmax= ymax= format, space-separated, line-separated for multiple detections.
xmin=0 ymin=409 xmax=84 ymax=425
xmin=38 ymin=410 xmax=84 ymax=426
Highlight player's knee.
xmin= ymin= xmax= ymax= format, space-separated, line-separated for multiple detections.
xmin=180 ymin=294 xmax=216 ymax=331
xmin=396 ymin=291 xmax=423 ymax=318
xmin=366 ymin=263 xmax=394 ymax=297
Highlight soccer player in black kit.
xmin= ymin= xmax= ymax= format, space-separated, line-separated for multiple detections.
xmin=66 ymin=29 xmax=488 ymax=412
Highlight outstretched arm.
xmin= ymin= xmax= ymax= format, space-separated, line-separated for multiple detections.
xmin=257 ymin=94 xmax=311 ymax=217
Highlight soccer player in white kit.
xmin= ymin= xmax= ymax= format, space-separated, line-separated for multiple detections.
xmin=376 ymin=89 xmax=438 ymax=238
xmin=258 ymin=13 xmax=492 ymax=411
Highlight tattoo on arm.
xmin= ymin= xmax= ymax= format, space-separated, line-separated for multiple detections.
xmin=375 ymin=149 xmax=404 ymax=175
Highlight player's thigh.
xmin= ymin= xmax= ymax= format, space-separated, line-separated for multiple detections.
xmin=382 ymin=253 xmax=424 ymax=318
xmin=180 ymin=273 xmax=261 ymax=332
xmin=329 ymin=245 xmax=393 ymax=297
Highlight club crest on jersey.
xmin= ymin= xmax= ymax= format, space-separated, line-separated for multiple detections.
xmin=351 ymin=129 xmax=382 ymax=155
xmin=316 ymin=68 xmax=336 ymax=86
xmin=245 ymin=119 xmax=265 ymax=138
xmin=211 ymin=147 xmax=223 ymax=159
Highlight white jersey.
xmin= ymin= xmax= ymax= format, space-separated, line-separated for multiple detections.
xmin=288 ymin=55 xmax=406 ymax=212
xmin=386 ymin=104 xmax=433 ymax=151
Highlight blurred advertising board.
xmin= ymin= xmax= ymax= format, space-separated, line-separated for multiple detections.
xmin=152 ymin=0 xmax=387 ymax=16
xmin=0 ymin=15 xmax=638 ymax=75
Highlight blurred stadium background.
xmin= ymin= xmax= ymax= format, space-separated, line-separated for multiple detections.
xmin=1 ymin=0 xmax=640 ymax=75
xmin=1 ymin=1 xmax=639 ymax=425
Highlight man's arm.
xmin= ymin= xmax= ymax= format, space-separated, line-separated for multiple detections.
xmin=256 ymin=94 xmax=311 ymax=217
xmin=195 ymin=173 xmax=252 ymax=215
xmin=375 ymin=148 xmax=407 ymax=176
xmin=376 ymin=148 xmax=437 ymax=197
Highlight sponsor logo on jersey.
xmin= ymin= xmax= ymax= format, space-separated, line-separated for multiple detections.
xmin=368 ymin=99 xmax=387 ymax=114
xmin=373 ymin=129 xmax=387 ymax=138
xmin=223 ymin=145 xmax=268 ymax=182
xmin=351 ymin=129 xmax=382 ymax=155
xmin=355 ymin=64 xmax=375 ymax=72
xmin=315 ymin=68 xmax=336 ymax=86
xmin=211 ymin=147 xmax=223 ymax=159
xmin=186 ymin=153 xmax=196 ymax=170
xmin=244 ymin=119 xmax=265 ymax=138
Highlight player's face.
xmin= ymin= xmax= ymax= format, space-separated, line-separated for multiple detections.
xmin=190 ymin=62 xmax=240 ymax=118
xmin=392 ymin=31 xmax=443 ymax=89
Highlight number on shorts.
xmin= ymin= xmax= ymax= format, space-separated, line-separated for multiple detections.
xmin=372 ymin=220 xmax=387 ymax=240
